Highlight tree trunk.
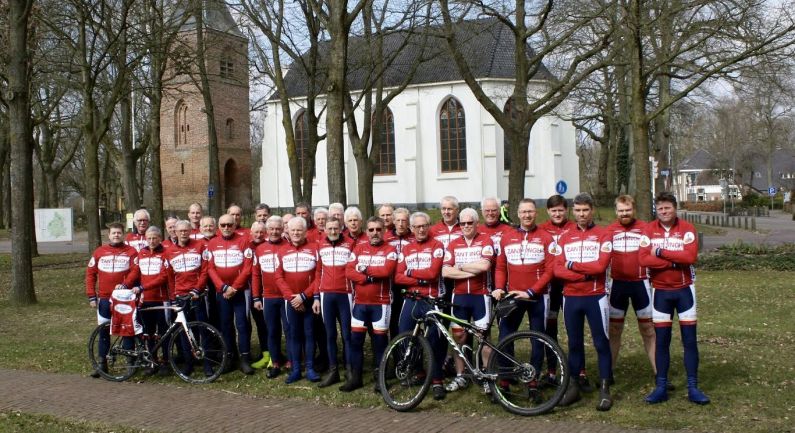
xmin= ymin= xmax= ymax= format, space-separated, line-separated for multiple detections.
xmin=194 ymin=3 xmax=222 ymax=217
xmin=654 ymin=73 xmax=672 ymax=193
xmin=0 ymin=130 xmax=7 ymax=228
xmin=149 ymin=95 xmax=164 ymax=226
xmin=325 ymin=5 xmax=348 ymax=205
xmin=355 ymin=154 xmax=375 ymax=218
xmin=629 ymin=0 xmax=652 ymax=220
xmin=8 ymin=0 xmax=37 ymax=305
xmin=119 ymin=89 xmax=141 ymax=212
xmin=2 ymin=153 xmax=10 ymax=228
xmin=506 ymin=122 xmax=532 ymax=216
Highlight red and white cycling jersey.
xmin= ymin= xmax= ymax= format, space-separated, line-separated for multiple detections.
xmin=137 ymin=245 xmax=171 ymax=302
xmin=495 ymin=226 xmax=555 ymax=295
xmin=125 ymin=231 xmax=148 ymax=252
xmin=553 ymin=224 xmax=612 ymax=296
xmin=85 ymin=243 xmax=139 ymax=301
xmin=346 ymin=241 xmax=397 ymax=305
xmin=275 ymin=240 xmax=319 ymax=300
xmin=110 ymin=289 xmax=143 ymax=336
xmin=252 ymin=239 xmax=284 ymax=300
xmin=638 ymin=218 xmax=698 ymax=290
xmin=189 ymin=228 xmax=205 ymax=241
xmin=479 ymin=222 xmax=512 ymax=256
xmin=540 ymin=219 xmax=576 ymax=244
xmin=443 ymin=232 xmax=495 ymax=295
xmin=607 ymin=219 xmax=647 ymax=282
xmin=206 ymin=232 xmax=253 ymax=292
xmin=385 ymin=230 xmax=414 ymax=255
xmin=165 ymin=239 xmax=208 ymax=297
xmin=430 ymin=221 xmax=462 ymax=250
xmin=314 ymin=236 xmax=356 ymax=295
xmin=394 ymin=238 xmax=445 ymax=297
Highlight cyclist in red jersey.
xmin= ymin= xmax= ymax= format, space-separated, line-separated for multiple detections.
xmin=385 ymin=208 xmax=414 ymax=338
xmin=125 ymin=209 xmax=150 ymax=252
xmin=343 ymin=206 xmax=367 ymax=245
xmin=188 ymin=203 xmax=204 ymax=240
xmin=137 ymin=226 xmax=172 ymax=376
xmin=639 ymin=192 xmax=709 ymax=405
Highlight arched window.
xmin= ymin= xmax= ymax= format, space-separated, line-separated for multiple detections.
xmin=220 ymin=50 xmax=234 ymax=78
xmin=503 ymin=98 xmax=529 ymax=171
xmin=439 ymin=97 xmax=466 ymax=172
xmin=174 ymin=100 xmax=189 ymax=147
xmin=372 ymin=107 xmax=396 ymax=175
xmin=294 ymin=110 xmax=314 ymax=182
xmin=225 ymin=118 xmax=235 ymax=140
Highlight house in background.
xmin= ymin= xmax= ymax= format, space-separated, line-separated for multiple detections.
xmin=259 ymin=19 xmax=579 ymax=209
xmin=673 ymin=149 xmax=741 ymax=202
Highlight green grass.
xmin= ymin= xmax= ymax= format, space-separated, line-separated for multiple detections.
xmin=0 ymin=411 xmax=148 ymax=433
xmin=0 ymin=255 xmax=793 ymax=432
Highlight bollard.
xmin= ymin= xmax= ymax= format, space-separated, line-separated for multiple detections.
xmin=744 ymin=216 xmax=748 ymax=230
xmin=697 ymin=232 xmax=704 ymax=252
xmin=752 ymin=217 xmax=756 ymax=231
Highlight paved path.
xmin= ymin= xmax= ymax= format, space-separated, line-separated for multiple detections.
xmin=688 ymin=210 xmax=795 ymax=251
xmin=0 ymin=369 xmax=676 ymax=433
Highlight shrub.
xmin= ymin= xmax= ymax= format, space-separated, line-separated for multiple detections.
xmin=699 ymin=242 xmax=795 ymax=271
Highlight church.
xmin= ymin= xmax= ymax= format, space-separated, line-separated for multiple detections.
xmin=260 ymin=19 xmax=580 ymax=209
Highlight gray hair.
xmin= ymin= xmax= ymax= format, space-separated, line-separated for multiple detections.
xmin=459 ymin=208 xmax=479 ymax=222
xmin=134 ymin=209 xmax=151 ymax=221
xmin=377 ymin=203 xmax=394 ymax=213
xmin=287 ymin=216 xmax=307 ymax=230
xmin=165 ymin=216 xmax=178 ymax=225
xmin=394 ymin=207 xmax=410 ymax=218
xmin=145 ymin=226 xmax=163 ymax=237
xmin=328 ymin=202 xmax=345 ymax=213
xmin=250 ymin=221 xmax=266 ymax=231
xmin=266 ymin=215 xmax=283 ymax=227
xmin=481 ymin=197 xmax=500 ymax=210
xmin=200 ymin=215 xmax=216 ymax=226
xmin=409 ymin=212 xmax=431 ymax=226
xmin=440 ymin=196 xmax=459 ymax=209
xmin=175 ymin=220 xmax=191 ymax=231
xmin=344 ymin=206 xmax=363 ymax=220
xmin=313 ymin=207 xmax=328 ymax=218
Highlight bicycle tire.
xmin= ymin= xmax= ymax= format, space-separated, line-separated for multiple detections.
xmin=87 ymin=323 xmax=138 ymax=382
xmin=378 ymin=331 xmax=434 ymax=412
xmin=168 ymin=321 xmax=228 ymax=384
xmin=486 ymin=330 xmax=569 ymax=416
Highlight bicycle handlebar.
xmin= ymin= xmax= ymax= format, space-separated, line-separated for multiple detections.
xmin=402 ymin=290 xmax=459 ymax=309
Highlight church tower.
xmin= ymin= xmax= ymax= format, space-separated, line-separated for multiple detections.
xmin=160 ymin=0 xmax=251 ymax=213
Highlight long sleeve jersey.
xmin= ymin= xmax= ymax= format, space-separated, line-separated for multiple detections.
xmin=384 ymin=230 xmax=415 ymax=255
xmin=346 ymin=241 xmax=398 ymax=305
xmin=394 ymin=238 xmax=445 ymax=297
xmin=607 ymin=219 xmax=647 ymax=282
xmin=638 ymin=218 xmax=698 ymax=290
xmin=443 ymin=232 xmax=495 ymax=295
xmin=344 ymin=230 xmax=368 ymax=247
xmin=189 ymin=228 xmax=205 ymax=241
xmin=539 ymin=219 xmax=577 ymax=243
xmin=274 ymin=240 xmax=319 ymax=300
xmin=553 ymin=223 xmax=612 ymax=297
xmin=313 ymin=236 xmax=355 ymax=296
xmin=479 ymin=222 xmax=512 ymax=256
xmin=164 ymin=239 xmax=208 ymax=297
xmin=495 ymin=225 xmax=555 ymax=296
xmin=252 ymin=239 xmax=284 ymax=300
xmin=206 ymin=232 xmax=253 ymax=292
xmin=85 ymin=243 xmax=139 ymax=301
xmin=429 ymin=221 xmax=462 ymax=250
xmin=125 ymin=231 xmax=148 ymax=252
xmin=137 ymin=245 xmax=171 ymax=302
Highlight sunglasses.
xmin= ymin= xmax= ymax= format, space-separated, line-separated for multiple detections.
xmin=460 ymin=221 xmax=476 ymax=226
xmin=219 ymin=223 xmax=234 ymax=228
xmin=367 ymin=227 xmax=383 ymax=232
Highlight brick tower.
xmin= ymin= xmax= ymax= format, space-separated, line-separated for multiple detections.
xmin=160 ymin=0 xmax=251 ymax=214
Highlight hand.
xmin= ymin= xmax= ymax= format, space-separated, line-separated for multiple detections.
xmin=492 ymin=289 xmax=505 ymax=300
xmin=254 ymin=301 xmax=263 ymax=311
xmin=356 ymin=263 xmax=368 ymax=273
xmin=132 ymin=286 xmax=141 ymax=295
xmin=114 ymin=283 xmax=127 ymax=291
xmin=223 ymin=285 xmax=237 ymax=299
xmin=510 ymin=290 xmax=535 ymax=300
xmin=89 ymin=300 xmax=97 ymax=308
xmin=290 ymin=294 xmax=304 ymax=309
xmin=312 ymin=300 xmax=321 ymax=314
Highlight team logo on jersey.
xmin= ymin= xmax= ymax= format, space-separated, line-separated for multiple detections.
xmin=244 ymin=248 xmax=253 ymax=259
xmin=683 ymin=232 xmax=695 ymax=245
xmin=548 ymin=243 xmax=562 ymax=255
xmin=482 ymin=245 xmax=494 ymax=257
xmin=202 ymin=250 xmax=212 ymax=260
xmin=386 ymin=251 xmax=397 ymax=260
xmin=433 ymin=248 xmax=444 ymax=258
xmin=348 ymin=252 xmax=357 ymax=262
xmin=443 ymin=251 xmax=452 ymax=262
xmin=639 ymin=236 xmax=651 ymax=247
xmin=88 ymin=257 xmax=96 ymax=267
xmin=600 ymin=242 xmax=613 ymax=253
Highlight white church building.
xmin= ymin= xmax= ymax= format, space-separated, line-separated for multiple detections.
xmin=260 ymin=19 xmax=579 ymax=209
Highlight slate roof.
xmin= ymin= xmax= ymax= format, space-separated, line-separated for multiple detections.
xmin=747 ymin=148 xmax=795 ymax=191
xmin=275 ymin=18 xmax=555 ymax=100
xmin=178 ymin=0 xmax=245 ymax=39
xmin=678 ymin=148 xmax=715 ymax=171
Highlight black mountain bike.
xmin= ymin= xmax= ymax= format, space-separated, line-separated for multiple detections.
xmin=88 ymin=292 xmax=228 ymax=384
xmin=378 ymin=291 xmax=569 ymax=416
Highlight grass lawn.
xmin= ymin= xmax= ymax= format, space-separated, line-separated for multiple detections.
xmin=0 ymin=412 xmax=145 ymax=433
xmin=0 ymin=255 xmax=793 ymax=433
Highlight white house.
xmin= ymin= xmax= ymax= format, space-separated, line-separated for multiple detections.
xmin=260 ymin=19 xmax=580 ymax=209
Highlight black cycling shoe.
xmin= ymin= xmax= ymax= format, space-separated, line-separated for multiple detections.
xmin=577 ymin=374 xmax=595 ymax=393
xmin=266 ymin=366 xmax=281 ymax=379
xmin=432 ymin=384 xmax=447 ymax=401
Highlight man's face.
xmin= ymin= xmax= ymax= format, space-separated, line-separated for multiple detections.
xmin=346 ymin=214 xmax=362 ymax=234
xmin=325 ymin=220 xmax=341 ymax=241
xmin=411 ymin=216 xmax=430 ymax=241
xmin=266 ymin=223 xmax=283 ymax=242
xmin=255 ymin=209 xmax=270 ymax=223
xmin=165 ymin=219 xmax=176 ymax=239
xmin=188 ymin=205 xmax=202 ymax=224
xmin=108 ymin=228 xmax=124 ymax=244
xmin=459 ymin=213 xmax=478 ymax=239
xmin=482 ymin=200 xmax=499 ymax=225
xmin=250 ymin=225 xmax=265 ymax=243
xmin=134 ymin=213 xmax=150 ymax=234
xmin=616 ymin=201 xmax=635 ymax=226
xmin=394 ymin=213 xmax=409 ymax=235
xmin=330 ymin=210 xmax=343 ymax=221
xmin=200 ymin=219 xmax=216 ymax=238
xmin=518 ymin=202 xmax=537 ymax=228
xmin=219 ymin=216 xmax=235 ymax=237
xmin=367 ymin=222 xmax=384 ymax=245
xmin=288 ymin=223 xmax=306 ymax=244
xmin=146 ymin=232 xmax=162 ymax=249
xmin=656 ymin=201 xmax=677 ymax=225
xmin=315 ymin=213 xmax=327 ymax=232
xmin=441 ymin=200 xmax=459 ymax=225
xmin=295 ymin=207 xmax=310 ymax=222
xmin=176 ymin=225 xmax=191 ymax=243
xmin=573 ymin=203 xmax=593 ymax=227
xmin=547 ymin=205 xmax=568 ymax=225
xmin=379 ymin=207 xmax=394 ymax=227
xmin=228 ymin=207 xmax=242 ymax=228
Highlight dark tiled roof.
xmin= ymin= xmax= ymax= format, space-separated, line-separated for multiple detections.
xmin=179 ymin=0 xmax=245 ymax=38
xmin=747 ymin=148 xmax=795 ymax=190
xmin=275 ymin=18 xmax=555 ymax=100
xmin=679 ymin=148 xmax=715 ymax=171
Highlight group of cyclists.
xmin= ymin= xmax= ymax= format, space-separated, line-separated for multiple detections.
xmin=85 ymin=190 xmax=710 ymax=412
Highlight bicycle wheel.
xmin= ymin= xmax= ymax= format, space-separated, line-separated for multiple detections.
xmin=486 ymin=330 xmax=569 ymax=416
xmin=378 ymin=331 xmax=433 ymax=412
xmin=87 ymin=323 xmax=138 ymax=382
xmin=168 ymin=321 xmax=228 ymax=384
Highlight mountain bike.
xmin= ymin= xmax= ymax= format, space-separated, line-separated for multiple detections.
xmin=88 ymin=292 xmax=229 ymax=384
xmin=378 ymin=291 xmax=569 ymax=416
